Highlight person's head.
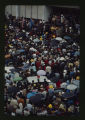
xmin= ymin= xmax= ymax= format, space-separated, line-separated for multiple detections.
xmin=44 ymin=79 xmax=46 ymax=82
xmin=37 ymin=79 xmax=40 ymax=83
xmin=7 ymin=99 xmax=11 ymax=104
xmin=26 ymin=99 xmax=29 ymax=104
xmin=32 ymin=80 xmax=34 ymax=83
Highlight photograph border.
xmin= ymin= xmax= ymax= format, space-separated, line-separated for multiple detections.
xmin=0 ymin=0 xmax=81 ymax=120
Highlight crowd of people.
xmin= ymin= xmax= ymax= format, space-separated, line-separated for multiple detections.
xmin=4 ymin=10 xmax=80 ymax=116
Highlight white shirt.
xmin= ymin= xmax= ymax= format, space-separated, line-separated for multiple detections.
xmin=24 ymin=110 xmax=30 ymax=116
xmin=16 ymin=108 xmax=23 ymax=115
xmin=46 ymin=66 xmax=51 ymax=74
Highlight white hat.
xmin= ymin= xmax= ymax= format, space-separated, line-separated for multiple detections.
xmin=22 ymin=30 xmax=25 ymax=32
xmin=26 ymin=60 xmax=29 ymax=64
xmin=33 ymin=54 xmax=36 ymax=58
xmin=26 ymin=32 xmax=29 ymax=35
xmin=19 ymin=103 xmax=23 ymax=108
xmin=49 ymin=61 xmax=52 ymax=65
xmin=8 ymin=98 xmax=11 ymax=101
xmin=12 ymin=39 xmax=15 ymax=41
xmin=5 ymin=83 xmax=9 ymax=87
xmin=63 ymin=70 xmax=67 ymax=73
xmin=11 ymin=112 xmax=15 ymax=116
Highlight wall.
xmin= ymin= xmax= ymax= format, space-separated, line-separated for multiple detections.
xmin=32 ymin=5 xmax=38 ymax=19
xmin=5 ymin=5 xmax=12 ymax=15
xmin=26 ymin=5 xmax=31 ymax=18
xmin=11 ymin=5 xmax=16 ymax=16
xmin=19 ymin=5 xmax=26 ymax=17
xmin=44 ymin=6 xmax=52 ymax=21
xmin=37 ymin=6 xmax=44 ymax=20
xmin=5 ymin=5 xmax=51 ymax=21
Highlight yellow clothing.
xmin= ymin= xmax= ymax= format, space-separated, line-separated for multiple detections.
xmin=9 ymin=44 xmax=12 ymax=47
xmin=76 ymin=76 xmax=80 ymax=80
xmin=33 ymin=84 xmax=36 ymax=87
xmin=40 ymin=37 xmax=42 ymax=40
xmin=30 ymin=59 xmax=34 ymax=62
xmin=49 ymin=85 xmax=53 ymax=89
xmin=48 ymin=104 xmax=52 ymax=109
xmin=53 ymin=35 xmax=56 ymax=38
xmin=45 ymin=32 xmax=48 ymax=35
xmin=51 ymin=27 xmax=55 ymax=30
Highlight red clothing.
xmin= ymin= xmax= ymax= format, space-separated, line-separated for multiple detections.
xmin=46 ymin=86 xmax=49 ymax=92
xmin=75 ymin=101 xmax=79 ymax=105
xmin=44 ymin=59 xmax=48 ymax=65
xmin=57 ymin=48 xmax=61 ymax=52
xmin=36 ymin=51 xmax=39 ymax=55
xmin=51 ymin=62 xmax=55 ymax=68
xmin=40 ymin=66 xmax=46 ymax=70
xmin=17 ymin=98 xmax=24 ymax=105
xmin=37 ymin=75 xmax=40 ymax=79
xmin=29 ymin=32 xmax=33 ymax=36
xmin=56 ymin=80 xmax=61 ymax=88
xmin=36 ymin=61 xmax=41 ymax=69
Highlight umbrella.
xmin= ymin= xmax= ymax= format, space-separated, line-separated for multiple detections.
xmin=63 ymin=36 xmax=71 ymax=40
xmin=33 ymin=38 xmax=40 ymax=43
xmin=27 ymin=92 xmax=37 ymax=99
xmin=59 ymin=57 xmax=65 ymax=61
xmin=16 ymin=49 xmax=25 ymax=54
xmin=55 ymin=37 xmax=63 ymax=41
xmin=67 ymin=84 xmax=77 ymax=90
xmin=72 ymin=80 xmax=80 ymax=87
xmin=14 ymin=72 xmax=19 ymax=78
xmin=47 ymin=80 xmax=51 ymax=83
xmin=60 ymin=39 xmax=66 ymax=43
xmin=74 ymin=51 xmax=80 ymax=56
xmin=10 ymin=69 xmax=16 ymax=73
xmin=54 ymin=89 xmax=63 ymax=93
xmin=5 ymin=66 xmax=15 ymax=73
xmin=60 ymin=82 xmax=67 ymax=89
xmin=26 ymin=104 xmax=33 ymax=111
xmin=43 ymin=51 xmax=48 ymax=54
xmin=13 ymin=77 xmax=22 ymax=82
xmin=23 ymin=63 xmax=29 ymax=68
xmin=29 ymin=47 xmax=37 ymax=52
xmin=62 ymin=92 xmax=75 ymax=99
xmin=21 ymin=63 xmax=30 ymax=71
xmin=37 ymin=70 xmax=46 ymax=76
xmin=21 ymin=68 xmax=29 ymax=72
xmin=18 ymin=49 xmax=25 ymax=52
xmin=29 ymin=94 xmax=44 ymax=105
xmin=7 ymin=86 xmax=18 ymax=95
xmin=27 ymin=76 xmax=49 ymax=83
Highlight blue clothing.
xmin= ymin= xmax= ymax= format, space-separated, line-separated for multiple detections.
xmin=66 ymin=89 xmax=70 ymax=93
xmin=29 ymin=19 xmax=34 ymax=28
xmin=67 ymin=100 xmax=74 ymax=105
xmin=70 ymin=71 xmax=74 ymax=77
xmin=48 ymin=89 xmax=54 ymax=96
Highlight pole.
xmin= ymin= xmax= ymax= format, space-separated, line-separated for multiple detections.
xmin=16 ymin=5 xmax=19 ymax=19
